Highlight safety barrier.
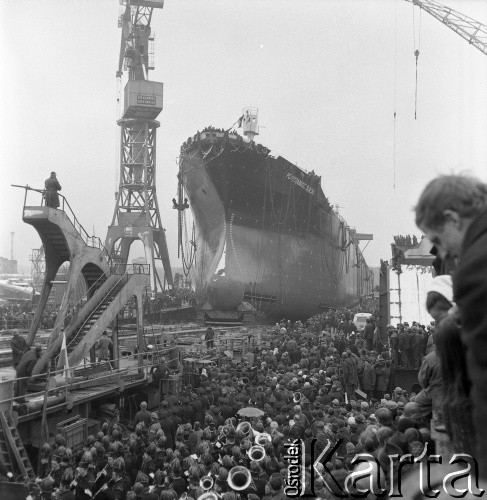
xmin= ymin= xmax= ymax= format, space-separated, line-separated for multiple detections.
xmin=0 ymin=345 xmax=180 ymax=408
xmin=13 ymin=185 xmax=112 ymax=264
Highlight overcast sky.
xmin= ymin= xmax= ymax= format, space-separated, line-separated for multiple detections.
xmin=1 ymin=0 xmax=486 ymax=275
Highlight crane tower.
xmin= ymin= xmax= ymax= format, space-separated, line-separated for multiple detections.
xmin=106 ymin=0 xmax=173 ymax=294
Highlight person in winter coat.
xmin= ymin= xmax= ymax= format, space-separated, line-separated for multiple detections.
xmin=44 ymin=172 xmax=62 ymax=208
xmin=341 ymin=352 xmax=359 ymax=401
xmin=374 ymin=355 xmax=390 ymax=400
xmin=15 ymin=345 xmax=42 ymax=400
xmin=416 ymin=174 xmax=487 ymax=477
xmin=362 ymin=358 xmax=376 ymax=399
xmin=363 ymin=319 xmax=375 ymax=351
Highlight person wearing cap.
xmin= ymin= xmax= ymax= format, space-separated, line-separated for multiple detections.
xmin=15 ymin=344 xmax=42 ymax=401
xmin=74 ymin=461 xmax=94 ymax=500
xmin=374 ymin=355 xmax=389 ymax=400
xmin=362 ymin=357 xmax=376 ymax=399
xmin=10 ymin=331 xmax=28 ymax=369
xmin=44 ymin=171 xmax=62 ymax=208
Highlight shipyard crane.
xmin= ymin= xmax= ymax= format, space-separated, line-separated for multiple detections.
xmin=106 ymin=0 xmax=173 ymax=295
xmin=405 ymin=0 xmax=487 ymax=55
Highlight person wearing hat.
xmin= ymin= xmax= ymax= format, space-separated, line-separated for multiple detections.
xmin=15 ymin=344 xmax=42 ymax=401
xmin=374 ymin=355 xmax=389 ymax=400
xmin=74 ymin=461 xmax=94 ymax=500
xmin=10 ymin=331 xmax=28 ymax=369
xmin=44 ymin=171 xmax=62 ymax=208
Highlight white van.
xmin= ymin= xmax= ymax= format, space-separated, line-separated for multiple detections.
xmin=353 ymin=312 xmax=372 ymax=332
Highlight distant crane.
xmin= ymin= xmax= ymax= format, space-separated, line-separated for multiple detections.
xmin=10 ymin=232 xmax=14 ymax=261
xmin=405 ymin=0 xmax=487 ymax=55
xmin=106 ymin=0 xmax=173 ymax=295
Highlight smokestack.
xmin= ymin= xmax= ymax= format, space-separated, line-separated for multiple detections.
xmin=10 ymin=232 xmax=14 ymax=261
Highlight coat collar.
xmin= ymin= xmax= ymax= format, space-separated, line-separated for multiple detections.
xmin=462 ymin=207 xmax=487 ymax=254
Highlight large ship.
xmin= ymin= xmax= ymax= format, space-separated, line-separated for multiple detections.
xmin=178 ymin=109 xmax=374 ymax=321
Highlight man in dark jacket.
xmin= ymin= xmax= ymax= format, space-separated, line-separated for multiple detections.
xmin=363 ymin=318 xmax=374 ymax=351
xmin=44 ymin=172 xmax=62 ymax=208
xmin=134 ymin=401 xmax=152 ymax=428
xmin=416 ymin=173 xmax=487 ymax=477
xmin=15 ymin=345 xmax=42 ymax=400
xmin=205 ymin=325 xmax=215 ymax=350
xmin=11 ymin=332 xmax=28 ymax=368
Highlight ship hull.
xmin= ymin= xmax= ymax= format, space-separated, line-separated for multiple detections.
xmin=180 ymin=130 xmax=373 ymax=320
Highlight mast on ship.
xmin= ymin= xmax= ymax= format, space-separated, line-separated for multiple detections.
xmin=241 ymin=107 xmax=259 ymax=142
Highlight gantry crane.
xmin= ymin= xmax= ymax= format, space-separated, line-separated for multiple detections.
xmin=405 ymin=0 xmax=487 ymax=55
xmin=106 ymin=0 xmax=173 ymax=295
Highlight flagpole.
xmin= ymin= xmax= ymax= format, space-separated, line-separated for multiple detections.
xmin=37 ymin=361 xmax=51 ymax=474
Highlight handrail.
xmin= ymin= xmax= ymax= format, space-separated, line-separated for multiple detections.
xmin=110 ymin=263 xmax=151 ymax=275
xmin=68 ymin=273 xmax=108 ymax=319
xmin=12 ymin=185 xmax=112 ymax=265
xmin=0 ymin=346 xmax=181 ymax=407
xmin=66 ymin=273 xmax=130 ymax=352
xmin=56 ymin=264 xmax=150 ymax=363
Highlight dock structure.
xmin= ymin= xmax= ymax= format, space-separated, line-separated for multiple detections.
xmin=0 ymin=323 xmax=265 ymax=458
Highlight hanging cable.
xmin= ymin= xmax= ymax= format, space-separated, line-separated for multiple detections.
xmin=114 ymin=76 xmax=122 ymax=200
xmin=393 ymin=0 xmax=398 ymax=189
xmin=413 ymin=6 xmax=422 ymax=119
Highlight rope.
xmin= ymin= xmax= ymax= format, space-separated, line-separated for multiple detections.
xmin=393 ymin=0 xmax=397 ymax=189
xmin=413 ymin=5 xmax=421 ymax=120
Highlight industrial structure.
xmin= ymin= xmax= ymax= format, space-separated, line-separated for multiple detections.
xmin=1 ymin=0 xmax=486 ymax=494
xmin=105 ymin=0 xmax=172 ymax=296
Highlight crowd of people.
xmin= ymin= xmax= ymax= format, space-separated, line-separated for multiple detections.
xmin=9 ymin=306 xmax=447 ymax=500
xmin=0 ymin=300 xmax=59 ymax=330
xmin=0 ymin=301 xmax=33 ymax=329
xmin=2 ymin=173 xmax=487 ymax=499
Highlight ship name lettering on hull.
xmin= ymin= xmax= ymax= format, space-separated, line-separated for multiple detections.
xmin=286 ymin=173 xmax=315 ymax=195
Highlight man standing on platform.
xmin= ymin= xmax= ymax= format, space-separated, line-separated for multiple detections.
xmin=96 ymin=331 xmax=113 ymax=368
xmin=11 ymin=331 xmax=28 ymax=369
xmin=205 ymin=325 xmax=214 ymax=350
xmin=44 ymin=171 xmax=62 ymax=208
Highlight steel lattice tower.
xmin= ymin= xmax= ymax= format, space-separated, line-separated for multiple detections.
xmin=105 ymin=0 xmax=172 ymax=294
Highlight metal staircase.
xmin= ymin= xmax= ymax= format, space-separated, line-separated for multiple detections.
xmin=0 ymin=410 xmax=35 ymax=482
xmin=66 ymin=265 xmax=150 ymax=368
xmin=66 ymin=276 xmax=128 ymax=355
